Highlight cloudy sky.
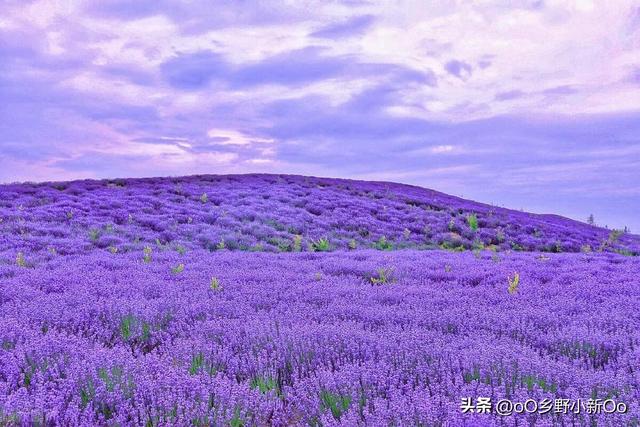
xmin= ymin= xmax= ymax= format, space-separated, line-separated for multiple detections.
xmin=1 ymin=0 xmax=639 ymax=230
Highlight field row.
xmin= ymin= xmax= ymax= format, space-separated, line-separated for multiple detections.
xmin=1 ymin=250 xmax=638 ymax=425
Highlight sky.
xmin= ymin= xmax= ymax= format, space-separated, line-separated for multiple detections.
xmin=1 ymin=0 xmax=639 ymax=231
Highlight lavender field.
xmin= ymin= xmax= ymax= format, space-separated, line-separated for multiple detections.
xmin=0 ymin=175 xmax=639 ymax=426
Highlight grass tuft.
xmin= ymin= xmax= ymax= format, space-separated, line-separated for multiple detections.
xmin=508 ymin=272 xmax=520 ymax=294
xmin=143 ymin=246 xmax=152 ymax=263
xmin=467 ymin=213 xmax=478 ymax=232
xmin=210 ymin=277 xmax=222 ymax=291
xmin=16 ymin=252 xmax=27 ymax=267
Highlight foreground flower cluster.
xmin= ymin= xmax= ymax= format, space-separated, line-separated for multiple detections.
xmin=1 ymin=249 xmax=638 ymax=425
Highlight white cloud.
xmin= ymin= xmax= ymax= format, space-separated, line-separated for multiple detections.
xmin=206 ymin=129 xmax=275 ymax=146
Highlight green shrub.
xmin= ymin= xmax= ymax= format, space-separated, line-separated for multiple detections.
xmin=16 ymin=252 xmax=26 ymax=267
xmin=250 ymin=376 xmax=278 ymax=394
xmin=508 ymin=272 xmax=520 ymax=294
xmin=143 ymin=246 xmax=152 ymax=263
xmin=467 ymin=213 xmax=478 ymax=232
xmin=375 ymin=236 xmax=393 ymax=250
xmin=608 ymin=229 xmax=623 ymax=243
xmin=320 ymin=390 xmax=352 ymax=420
xmin=312 ymin=238 xmax=330 ymax=252
xmin=89 ymin=228 xmax=101 ymax=242
xmin=348 ymin=239 xmax=357 ymax=250
xmin=210 ymin=277 xmax=221 ymax=291
xmin=292 ymin=235 xmax=302 ymax=252
xmin=370 ymin=267 xmax=395 ymax=285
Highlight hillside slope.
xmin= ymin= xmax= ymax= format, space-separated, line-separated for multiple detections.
xmin=0 ymin=174 xmax=638 ymax=264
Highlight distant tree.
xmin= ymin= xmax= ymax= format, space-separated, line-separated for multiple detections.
xmin=587 ymin=214 xmax=595 ymax=225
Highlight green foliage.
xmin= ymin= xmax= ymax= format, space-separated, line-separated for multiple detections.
xmin=614 ymin=248 xmax=633 ymax=256
xmin=250 ymin=376 xmax=278 ymax=394
xmin=439 ymin=241 xmax=465 ymax=252
xmin=141 ymin=322 xmax=150 ymax=342
xmin=80 ymin=380 xmax=95 ymax=408
xmin=467 ymin=213 xmax=478 ymax=232
xmin=175 ymin=245 xmax=187 ymax=255
xmin=187 ymin=351 xmax=225 ymax=376
xmin=553 ymin=240 xmax=562 ymax=253
xmin=143 ymin=246 xmax=152 ymax=263
xmin=108 ymin=246 xmax=118 ymax=254
xmin=171 ymin=263 xmax=185 ymax=274
xmin=608 ymin=229 xmax=623 ymax=243
xmin=508 ymin=272 xmax=520 ymax=294
xmin=557 ymin=340 xmax=613 ymax=369
xmin=23 ymin=357 xmax=38 ymax=387
xmin=16 ymin=252 xmax=26 ymax=267
xmin=375 ymin=236 xmax=393 ymax=250
xmin=292 ymin=234 xmax=302 ymax=252
xmin=520 ymin=373 xmax=557 ymax=393
xmin=348 ymin=239 xmax=357 ymax=250
xmin=89 ymin=228 xmax=101 ymax=242
xmin=471 ymin=239 xmax=484 ymax=251
xmin=155 ymin=238 xmax=166 ymax=251
xmin=216 ymin=239 xmax=226 ymax=250
xmin=229 ymin=407 xmax=244 ymax=427
xmin=120 ymin=315 xmax=136 ymax=340
xmin=319 ymin=390 xmax=352 ymax=420
xmin=210 ymin=277 xmax=221 ymax=291
xmin=275 ymin=238 xmax=292 ymax=252
xmin=462 ymin=366 xmax=482 ymax=384
xmin=370 ymin=267 xmax=395 ymax=285
xmin=312 ymin=238 xmax=330 ymax=252
xmin=200 ymin=193 xmax=208 ymax=203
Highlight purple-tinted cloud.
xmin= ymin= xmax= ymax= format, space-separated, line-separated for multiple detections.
xmin=230 ymin=47 xmax=350 ymax=87
xmin=494 ymin=90 xmax=525 ymax=101
xmin=160 ymin=51 xmax=230 ymax=90
xmin=444 ymin=60 xmax=473 ymax=80
xmin=160 ymin=47 xmax=433 ymax=89
xmin=85 ymin=0 xmax=163 ymax=20
xmin=541 ymin=85 xmax=577 ymax=96
xmin=310 ymin=15 xmax=375 ymax=39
